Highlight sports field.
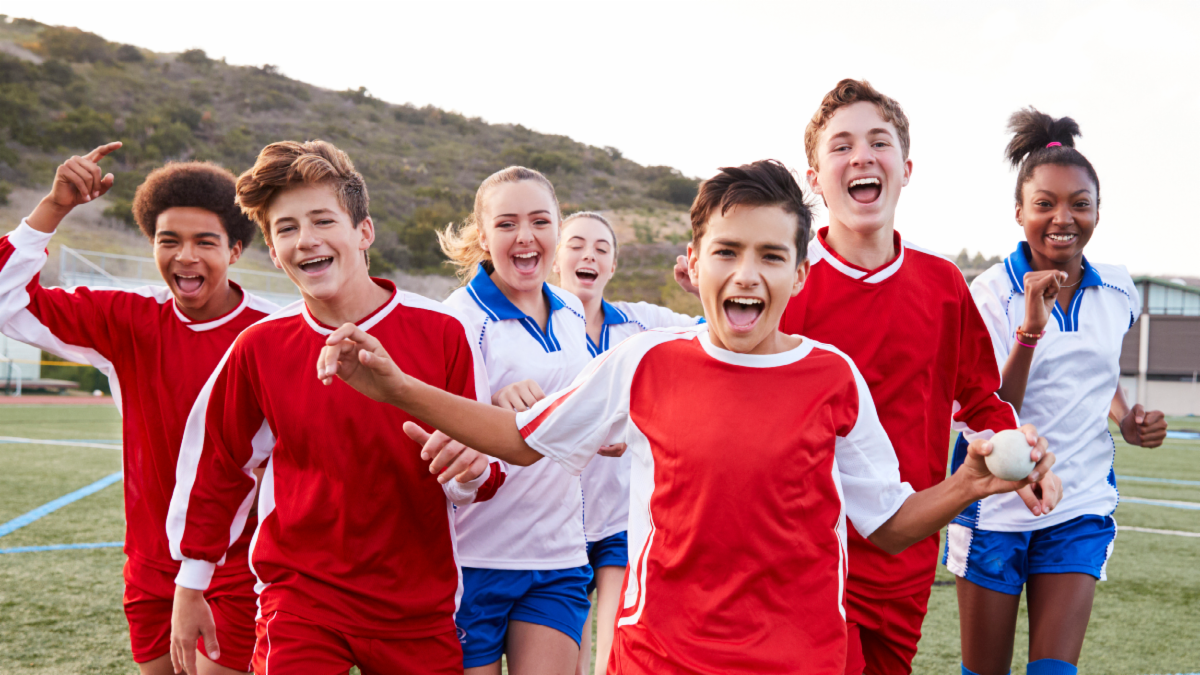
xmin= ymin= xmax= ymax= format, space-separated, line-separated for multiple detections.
xmin=0 ymin=403 xmax=1197 ymax=674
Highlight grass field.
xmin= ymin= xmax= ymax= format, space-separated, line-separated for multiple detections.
xmin=1 ymin=404 xmax=1197 ymax=674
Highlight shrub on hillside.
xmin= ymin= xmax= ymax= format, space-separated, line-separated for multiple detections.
xmin=29 ymin=27 xmax=112 ymax=63
xmin=115 ymin=44 xmax=144 ymax=62
xmin=648 ymin=173 xmax=699 ymax=206
xmin=46 ymin=107 xmax=116 ymax=150
xmin=178 ymin=49 xmax=210 ymax=66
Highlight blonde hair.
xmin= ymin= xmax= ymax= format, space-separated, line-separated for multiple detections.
xmin=561 ymin=211 xmax=618 ymax=260
xmin=439 ymin=166 xmax=561 ymax=285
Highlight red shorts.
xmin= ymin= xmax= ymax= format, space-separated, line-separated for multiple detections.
xmin=122 ymin=556 xmax=258 ymax=670
xmin=844 ymin=586 xmax=932 ymax=675
xmin=253 ymin=610 xmax=462 ymax=675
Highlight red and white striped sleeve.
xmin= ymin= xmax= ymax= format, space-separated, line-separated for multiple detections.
xmin=0 ymin=221 xmax=123 ymax=368
xmin=951 ymin=278 xmax=1020 ymax=442
xmin=514 ymin=333 xmax=653 ymax=475
xmin=167 ymin=333 xmax=275 ymax=591
xmin=826 ymin=346 xmax=916 ymax=537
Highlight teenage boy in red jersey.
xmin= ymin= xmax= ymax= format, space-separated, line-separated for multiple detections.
xmin=0 ymin=143 xmax=277 ymax=674
xmin=315 ymin=160 xmax=1055 ymax=675
xmin=167 ymin=140 xmax=504 ymax=675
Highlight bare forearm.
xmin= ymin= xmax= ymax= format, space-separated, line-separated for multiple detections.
xmin=997 ymin=341 xmax=1035 ymax=414
xmin=868 ymin=473 xmax=981 ymax=554
xmin=25 ymin=197 xmax=73 ymax=234
xmin=393 ymin=377 xmax=543 ymax=466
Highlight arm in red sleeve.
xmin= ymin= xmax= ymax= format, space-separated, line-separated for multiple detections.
xmin=167 ymin=337 xmax=274 ymax=590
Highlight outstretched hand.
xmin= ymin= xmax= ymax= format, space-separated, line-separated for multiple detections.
xmin=317 ymin=323 xmax=408 ymax=404
xmin=48 ymin=142 xmax=122 ymax=209
xmin=403 ymin=422 xmax=490 ymax=484
xmin=958 ymin=424 xmax=1056 ymax=505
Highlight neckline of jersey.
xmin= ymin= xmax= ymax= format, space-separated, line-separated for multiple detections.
xmin=301 ymin=278 xmax=400 ymax=336
xmin=171 ymin=280 xmax=250 ymax=332
xmin=697 ymin=325 xmax=815 ymax=368
xmin=813 ymin=227 xmax=906 ymax=285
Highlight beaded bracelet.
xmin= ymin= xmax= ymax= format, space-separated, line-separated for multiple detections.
xmin=1016 ymin=328 xmax=1046 ymax=341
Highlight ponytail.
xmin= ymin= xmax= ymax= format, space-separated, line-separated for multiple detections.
xmin=1005 ymin=107 xmax=1100 ymax=206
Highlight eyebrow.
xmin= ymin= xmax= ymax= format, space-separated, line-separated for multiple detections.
xmin=567 ymin=235 xmax=612 ymax=246
xmin=156 ymin=230 xmax=222 ymax=240
xmin=827 ymin=128 xmax=895 ymax=143
xmin=495 ymin=210 xmax=552 ymax=218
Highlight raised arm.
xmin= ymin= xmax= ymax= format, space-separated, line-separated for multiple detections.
xmin=995 ymin=270 xmax=1066 ymax=413
xmin=318 ymin=323 xmax=543 ymax=466
xmin=26 ymin=142 xmax=122 ymax=234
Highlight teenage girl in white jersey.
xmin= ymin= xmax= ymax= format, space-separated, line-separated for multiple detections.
xmin=439 ymin=167 xmax=593 ymax=675
xmin=946 ymin=109 xmax=1168 ymax=675
xmin=552 ymin=212 xmax=701 ymax=675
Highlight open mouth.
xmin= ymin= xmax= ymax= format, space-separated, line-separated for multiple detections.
xmin=512 ymin=251 xmax=541 ymax=273
xmin=174 ymin=274 xmax=204 ymax=295
xmin=1046 ymin=232 xmax=1078 ymax=245
xmin=723 ymin=296 xmax=764 ymax=331
xmin=848 ymin=177 xmax=882 ymax=204
xmin=575 ymin=268 xmax=599 ymax=284
xmin=298 ymin=256 xmax=334 ymax=275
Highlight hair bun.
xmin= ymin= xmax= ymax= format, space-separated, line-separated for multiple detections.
xmin=1005 ymin=107 xmax=1082 ymax=168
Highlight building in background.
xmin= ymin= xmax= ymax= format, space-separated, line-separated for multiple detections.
xmin=1120 ymin=277 xmax=1200 ymax=416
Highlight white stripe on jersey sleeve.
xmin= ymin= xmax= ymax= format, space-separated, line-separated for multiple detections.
xmin=516 ymin=329 xmax=696 ymax=476
xmin=824 ymin=344 xmax=916 ymax=538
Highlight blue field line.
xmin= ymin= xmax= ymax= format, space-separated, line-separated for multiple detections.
xmin=1121 ymin=496 xmax=1200 ymax=511
xmin=0 ymin=541 xmax=122 ymax=554
xmin=1118 ymin=475 xmax=1200 ymax=487
xmin=1166 ymin=430 xmax=1200 ymax=440
xmin=0 ymin=438 xmax=121 ymax=444
xmin=0 ymin=436 xmax=122 ymax=450
xmin=0 ymin=471 xmax=123 ymax=538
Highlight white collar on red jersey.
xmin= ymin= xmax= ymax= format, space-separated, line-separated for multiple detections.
xmin=171 ymin=281 xmax=253 ymax=332
xmin=809 ymin=227 xmax=907 ymax=284
xmin=697 ymin=325 xmax=816 ymax=368
xmin=300 ymin=278 xmax=400 ymax=336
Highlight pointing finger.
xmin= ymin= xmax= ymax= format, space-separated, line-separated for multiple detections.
xmin=85 ymin=141 xmax=123 ymax=163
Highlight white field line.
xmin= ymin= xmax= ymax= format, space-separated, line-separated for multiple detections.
xmin=0 ymin=436 xmax=121 ymax=450
xmin=1120 ymin=526 xmax=1200 ymax=538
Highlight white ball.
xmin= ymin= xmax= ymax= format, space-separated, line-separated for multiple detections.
xmin=984 ymin=429 xmax=1036 ymax=481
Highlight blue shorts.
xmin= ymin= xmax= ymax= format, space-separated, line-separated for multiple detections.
xmin=586 ymin=531 xmax=628 ymax=594
xmin=943 ymin=514 xmax=1117 ymax=595
xmin=455 ymin=566 xmax=592 ymax=668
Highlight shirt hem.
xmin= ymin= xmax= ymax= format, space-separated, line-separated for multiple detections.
xmin=260 ymin=600 xmax=457 ymax=640
xmin=457 ymin=555 xmax=591 ymax=570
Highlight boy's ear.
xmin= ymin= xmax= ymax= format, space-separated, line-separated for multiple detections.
xmin=901 ymin=158 xmax=913 ymax=187
xmin=357 ymin=216 xmax=376 ymax=250
xmin=268 ymin=245 xmax=282 ymax=270
xmin=686 ymin=241 xmax=700 ymax=288
xmin=792 ymin=259 xmax=810 ymax=298
xmin=806 ymin=168 xmax=822 ymax=196
xmin=228 ymin=239 xmax=244 ymax=266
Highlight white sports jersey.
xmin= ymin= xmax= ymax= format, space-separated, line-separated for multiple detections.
xmin=582 ymin=300 xmax=702 ymax=542
xmin=966 ymin=243 xmax=1139 ymax=532
xmin=444 ymin=264 xmax=592 ymax=569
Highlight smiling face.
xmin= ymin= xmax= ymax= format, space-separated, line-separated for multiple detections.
xmin=153 ymin=206 xmax=243 ymax=316
xmin=687 ymin=205 xmax=808 ymax=355
xmin=1017 ymin=163 xmax=1098 ymax=268
xmin=554 ymin=217 xmax=616 ymax=304
xmin=809 ymin=101 xmax=912 ymax=237
xmin=266 ymin=183 xmax=373 ymax=303
xmin=479 ymin=180 xmax=559 ymax=294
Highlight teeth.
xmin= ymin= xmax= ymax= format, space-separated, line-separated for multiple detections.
xmin=177 ymin=275 xmax=200 ymax=279
xmin=300 ymin=257 xmax=332 ymax=267
xmin=1048 ymin=233 xmax=1076 ymax=241
xmin=850 ymin=177 xmax=880 ymax=188
xmin=514 ymin=252 xmax=538 ymax=259
xmin=728 ymin=297 xmax=763 ymax=305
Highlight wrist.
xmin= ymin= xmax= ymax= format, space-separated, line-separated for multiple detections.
xmin=952 ymin=465 xmax=992 ymax=503
xmin=27 ymin=197 xmax=72 ymax=233
xmin=387 ymin=372 xmax=415 ymax=409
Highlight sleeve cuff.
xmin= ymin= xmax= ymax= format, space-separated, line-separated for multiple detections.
xmin=443 ymin=464 xmax=489 ymax=506
xmin=850 ymin=481 xmax=917 ymax=539
xmin=11 ymin=219 xmax=55 ymax=249
xmin=174 ymin=558 xmax=216 ymax=591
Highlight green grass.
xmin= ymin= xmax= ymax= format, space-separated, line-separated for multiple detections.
xmin=914 ymin=417 xmax=1200 ymax=674
xmin=1 ymin=406 xmax=1197 ymax=673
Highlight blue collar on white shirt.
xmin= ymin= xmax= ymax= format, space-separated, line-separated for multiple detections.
xmin=1004 ymin=241 xmax=1103 ymax=332
xmin=466 ymin=263 xmax=567 ymax=352
xmin=586 ymin=299 xmax=635 ymax=356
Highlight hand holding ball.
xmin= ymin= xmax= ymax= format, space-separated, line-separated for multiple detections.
xmin=984 ymin=429 xmax=1036 ymax=481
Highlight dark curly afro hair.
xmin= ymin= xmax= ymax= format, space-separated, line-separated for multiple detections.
xmin=132 ymin=162 xmax=258 ymax=248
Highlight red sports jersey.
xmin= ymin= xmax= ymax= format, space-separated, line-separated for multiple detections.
xmin=0 ymin=221 xmax=278 ymax=576
xmin=168 ymin=280 xmax=505 ymax=639
xmin=780 ymin=228 xmax=1018 ymax=599
xmin=516 ymin=326 xmax=915 ymax=674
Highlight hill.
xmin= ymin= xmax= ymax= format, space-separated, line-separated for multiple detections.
xmin=0 ymin=17 xmax=700 ymax=278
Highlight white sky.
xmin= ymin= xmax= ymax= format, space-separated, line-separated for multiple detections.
xmin=5 ymin=0 xmax=1199 ymax=275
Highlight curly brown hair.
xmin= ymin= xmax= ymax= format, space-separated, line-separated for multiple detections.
xmin=804 ymin=79 xmax=910 ymax=171
xmin=132 ymin=162 xmax=257 ymax=248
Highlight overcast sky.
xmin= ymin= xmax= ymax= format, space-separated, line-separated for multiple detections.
xmin=5 ymin=0 xmax=1199 ymax=275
